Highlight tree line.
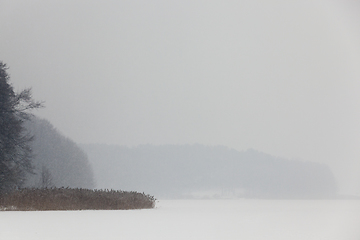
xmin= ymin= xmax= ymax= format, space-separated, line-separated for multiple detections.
xmin=0 ymin=60 xmax=339 ymax=199
xmin=0 ymin=61 xmax=94 ymax=194
xmin=82 ymin=144 xmax=337 ymax=199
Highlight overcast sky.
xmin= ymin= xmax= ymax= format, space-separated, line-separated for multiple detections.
xmin=1 ymin=0 xmax=360 ymax=194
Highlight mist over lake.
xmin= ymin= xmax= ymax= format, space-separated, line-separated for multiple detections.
xmin=82 ymin=144 xmax=337 ymax=199
xmin=1 ymin=0 xmax=360 ymax=238
xmin=2 ymin=0 xmax=360 ymax=195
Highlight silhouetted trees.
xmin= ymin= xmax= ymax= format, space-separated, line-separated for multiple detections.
xmin=83 ymin=144 xmax=337 ymax=199
xmin=24 ymin=117 xmax=95 ymax=189
xmin=0 ymin=62 xmax=42 ymax=193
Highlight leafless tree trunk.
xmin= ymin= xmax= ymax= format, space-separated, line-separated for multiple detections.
xmin=39 ymin=165 xmax=54 ymax=188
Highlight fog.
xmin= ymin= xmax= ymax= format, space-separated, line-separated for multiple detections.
xmin=82 ymin=144 xmax=338 ymax=199
xmin=1 ymin=0 xmax=360 ymax=194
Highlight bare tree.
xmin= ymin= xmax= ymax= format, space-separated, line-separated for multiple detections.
xmin=39 ymin=165 xmax=54 ymax=188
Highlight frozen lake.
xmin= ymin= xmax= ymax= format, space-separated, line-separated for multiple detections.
xmin=1 ymin=199 xmax=360 ymax=240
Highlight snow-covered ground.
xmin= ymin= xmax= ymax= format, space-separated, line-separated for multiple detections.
xmin=1 ymin=199 xmax=360 ymax=240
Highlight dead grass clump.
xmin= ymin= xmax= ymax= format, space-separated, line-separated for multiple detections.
xmin=0 ymin=188 xmax=156 ymax=211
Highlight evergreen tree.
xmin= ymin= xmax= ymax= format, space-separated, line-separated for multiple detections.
xmin=0 ymin=61 xmax=42 ymax=193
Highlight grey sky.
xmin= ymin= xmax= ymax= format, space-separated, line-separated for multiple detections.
xmin=1 ymin=0 xmax=360 ymax=194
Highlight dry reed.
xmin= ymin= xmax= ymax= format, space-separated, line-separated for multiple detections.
xmin=0 ymin=187 xmax=156 ymax=211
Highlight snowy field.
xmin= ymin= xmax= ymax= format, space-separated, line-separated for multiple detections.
xmin=1 ymin=199 xmax=360 ymax=240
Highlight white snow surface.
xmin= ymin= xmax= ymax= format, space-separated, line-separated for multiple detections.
xmin=1 ymin=199 xmax=360 ymax=240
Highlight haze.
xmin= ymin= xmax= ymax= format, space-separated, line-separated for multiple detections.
xmin=0 ymin=0 xmax=359 ymax=194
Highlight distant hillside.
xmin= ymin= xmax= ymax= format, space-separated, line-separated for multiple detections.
xmin=81 ymin=144 xmax=337 ymax=199
xmin=24 ymin=117 xmax=95 ymax=189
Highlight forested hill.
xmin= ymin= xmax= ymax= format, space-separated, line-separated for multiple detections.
xmin=81 ymin=144 xmax=337 ymax=199
xmin=24 ymin=117 xmax=95 ymax=189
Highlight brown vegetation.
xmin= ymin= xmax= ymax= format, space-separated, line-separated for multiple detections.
xmin=0 ymin=187 xmax=156 ymax=211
